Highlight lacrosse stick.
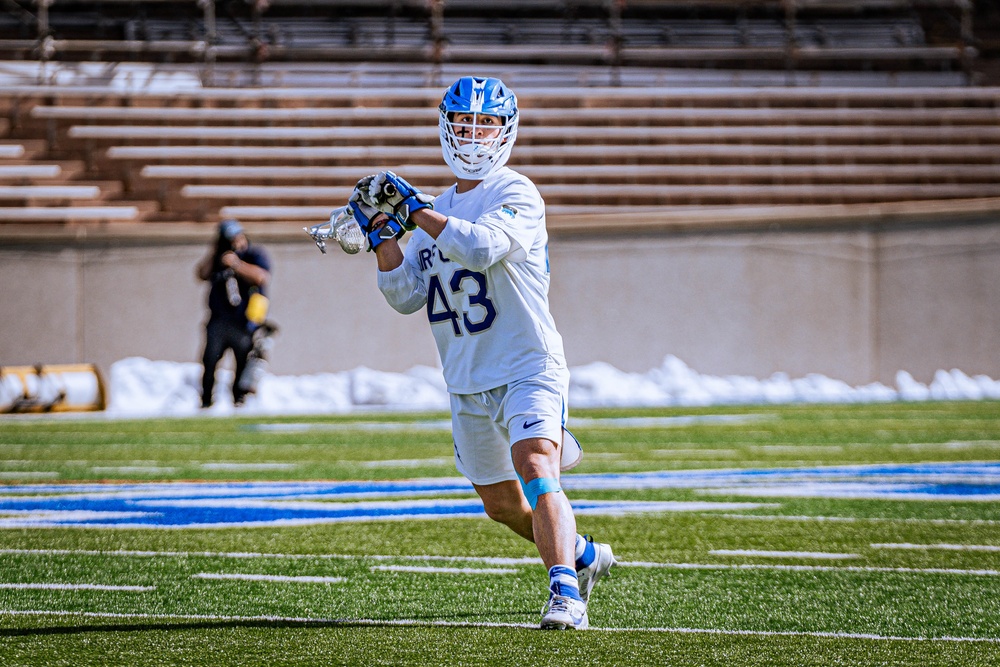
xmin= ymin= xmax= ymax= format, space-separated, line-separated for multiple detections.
xmin=304 ymin=206 xmax=366 ymax=255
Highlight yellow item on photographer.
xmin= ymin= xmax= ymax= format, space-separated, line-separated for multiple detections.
xmin=245 ymin=292 xmax=269 ymax=325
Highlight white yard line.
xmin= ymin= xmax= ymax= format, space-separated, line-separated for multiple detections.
xmin=568 ymin=415 xmax=774 ymax=428
xmin=250 ymin=421 xmax=452 ymax=432
xmin=0 ymin=609 xmax=997 ymax=643
xmin=199 ymin=463 xmax=298 ymax=471
xmin=5 ymin=547 xmax=996 ymax=576
xmin=0 ymin=548 xmax=542 ymax=565
xmin=748 ymin=445 xmax=846 ymax=453
xmin=360 ymin=458 xmax=453 ymax=468
xmin=890 ymin=441 xmax=1000 ymax=451
xmin=710 ymin=549 xmax=859 ymax=559
xmin=625 ymin=562 xmax=1000 ymax=576
xmin=0 ymin=511 xmax=154 ymax=527
xmin=0 ymin=583 xmax=154 ymax=591
xmin=701 ymin=513 xmax=1000 ymax=526
xmin=90 ymin=466 xmax=178 ymax=474
xmin=370 ymin=565 xmax=517 ymax=575
xmin=193 ymin=573 xmax=345 ymax=584
xmin=871 ymin=543 xmax=1000 ymax=552
xmin=0 ymin=472 xmax=59 ymax=479
xmin=650 ymin=449 xmax=740 ymax=457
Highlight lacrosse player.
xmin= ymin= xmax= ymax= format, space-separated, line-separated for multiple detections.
xmin=346 ymin=76 xmax=615 ymax=630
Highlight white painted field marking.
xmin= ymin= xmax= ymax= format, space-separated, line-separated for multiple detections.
xmin=0 ymin=583 xmax=154 ymax=591
xmin=0 ymin=510 xmax=155 ymax=527
xmin=702 ymin=513 xmax=1000 ymax=526
xmin=0 ymin=548 xmax=542 ymax=565
xmin=1 ymin=609 xmax=998 ymax=643
xmin=624 ymin=562 xmax=1000 ymax=576
xmin=696 ymin=483 xmax=1000 ymax=501
xmin=90 ymin=466 xmax=178 ymax=474
xmin=250 ymin=421 xmax=452 ymax=432
xmin=709 ymin=550 xmax=860 ymax=560
xmin=0 ymin=472 xmax=59 ymax=479
xmin=370 ymin=566 xmax=517 ymax=575
xmin=5 ymin=547 xmax=995 ymax=577
xmin=193 ymin=573 xmax=345 ymax=584
xmin=573 ymin=501 xmax=776 ymax=516
xmin=651 ymin=449 xmax=740 ymax=457
xmin=360 ymin=458 xmax=453 ymax=468
xmin=871 ymin=543 xmax=1000 ymax=552
xmin=891 ymin=441 xmax=1000 ymax=451
xmin=748 ymin=445 xmax=845 ymax=453
xmin=568 ymin=414 xmax=774 ymax=428
xmin=200 ymin=463 xmax=298 ymax=471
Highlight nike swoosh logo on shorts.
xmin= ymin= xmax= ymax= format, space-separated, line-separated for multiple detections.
xmin=523 ymin=419 xmax=544 ymax=429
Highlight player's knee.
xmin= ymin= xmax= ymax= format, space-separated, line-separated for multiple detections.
xmin=481 ymin=495 xmax=530 ymax=527
xmin=512 ymin=437 xmax=561 ymax=479
xmin=482 ymin=501 xmax=520 ymax=526
xmin=520 ymin=476 xmax=562 ymax=511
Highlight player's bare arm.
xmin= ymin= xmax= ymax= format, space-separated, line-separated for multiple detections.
xmin=407 ymin=206 xmax=448 ymax=239
xmin=219 ymin=251 xmax=270 ymax=287
xmin=371 ymin=207 xmax=444 ymax=271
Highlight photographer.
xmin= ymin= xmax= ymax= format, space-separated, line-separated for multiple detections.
xmin=195 ymin=219 xmax=271 ymax=408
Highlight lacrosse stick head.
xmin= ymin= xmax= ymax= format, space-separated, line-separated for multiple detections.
xmin=304 ymin=206 xmax=366 ymax=254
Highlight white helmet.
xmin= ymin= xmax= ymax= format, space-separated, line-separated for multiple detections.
xmin=438 ymin=76 xmax=519 ymax=180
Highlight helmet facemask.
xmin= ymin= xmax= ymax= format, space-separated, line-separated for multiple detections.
xmin=439 ymin=112 xmax=518 ymax=180
xmin=438 ymin=76 xmax=519 ymax=180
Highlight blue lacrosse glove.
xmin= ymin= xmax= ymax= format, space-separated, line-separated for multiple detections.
xmin=367 ymin=171 xmax=434 ymax=231
xmin=349 ymin=179 xmax=405 ymax=252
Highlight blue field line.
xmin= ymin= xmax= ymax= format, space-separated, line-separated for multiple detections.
xmin=0 ymin=478 xmax=475 ymax=498
xmin=4 ymin=461 xmax=998 ymax=497
xmin=0 ymin=461 xmax=998 ymax=528
xmin=0 ymin=496 xmax=770 ymax=529
xmin=564 ymin=461 xmax=1000 ymax=490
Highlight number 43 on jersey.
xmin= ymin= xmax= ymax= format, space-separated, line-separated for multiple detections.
xmin=427 ymin=270 xmax=497 ymax=335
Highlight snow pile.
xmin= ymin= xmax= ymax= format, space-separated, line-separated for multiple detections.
xmin=105 ymin=355 xmax=1000 ymax=418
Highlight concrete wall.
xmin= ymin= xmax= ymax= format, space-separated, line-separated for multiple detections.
xmin=875 ymin=223 xmax=1000 ymax=382
xmin=550 ymin=230 xmax=877 ymax=382
xmin=2 ymin=218 xmax=998 ymax=388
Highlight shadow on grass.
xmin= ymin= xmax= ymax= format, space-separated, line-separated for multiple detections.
xmin=1 ymin=611 xmax=537 ymax=637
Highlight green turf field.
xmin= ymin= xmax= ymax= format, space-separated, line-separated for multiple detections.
xmin=1 ymin=401 xmax=999 ymax=666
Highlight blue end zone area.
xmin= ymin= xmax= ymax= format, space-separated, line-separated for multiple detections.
xmin=0 ymin=462 xmax=997 ymax=529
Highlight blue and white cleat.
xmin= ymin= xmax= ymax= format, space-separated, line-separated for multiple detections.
xmin=540 ymin=594 xmax=589 ymax=630
xmin=577 ymin=536 xmax=616 ymax=604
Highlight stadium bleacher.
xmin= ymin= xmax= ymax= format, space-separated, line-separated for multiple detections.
xmin=0 ymin=0 xmax=998 ymax=232
xmin=2 ymin=80 xmax=999 ymax=230
xmin=0 ymin=0 xmax=983 ymax=77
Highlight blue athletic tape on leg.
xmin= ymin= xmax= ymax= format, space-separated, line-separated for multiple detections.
xmin=522 ymin=477 xmax=562 ymax=511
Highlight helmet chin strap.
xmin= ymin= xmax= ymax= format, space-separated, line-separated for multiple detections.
xmin=447 ymin=153 xmax=503 ymax=180
xmin=442 ymin=133 xmax=514 ymax=180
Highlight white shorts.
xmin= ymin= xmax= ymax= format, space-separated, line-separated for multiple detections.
xmin=449 ymin=367 xmax=583 ymax=486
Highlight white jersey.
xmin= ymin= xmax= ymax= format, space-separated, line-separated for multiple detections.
xmin=377 ymin=167 xmax=566 ymax=394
